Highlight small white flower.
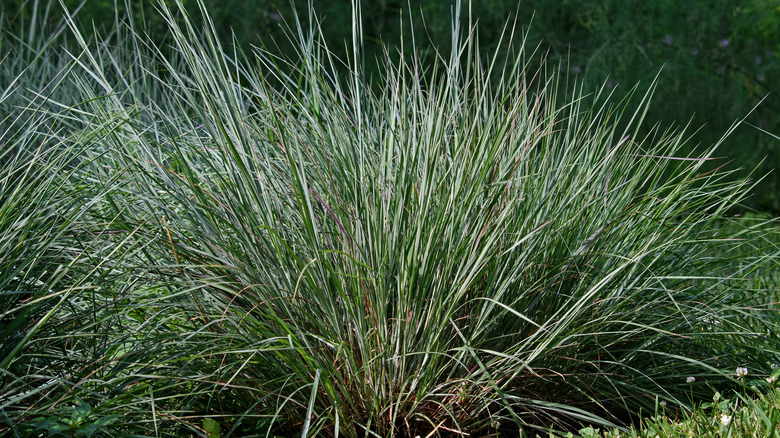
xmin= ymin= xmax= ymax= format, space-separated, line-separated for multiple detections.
xmin=687 ymin=376 xmax=696 ymax=383
xmin=771 ymin=363 xmax=778 ymax=370
xmin=659 ymin=401 xmax=667 ymax=407
xmin=720 ymin=413 xmax=732 ymax=426
xmin=767 ymin=376 xmax=776 ymax=384
xmin=736 ymin=367 xmax=748 ymax=378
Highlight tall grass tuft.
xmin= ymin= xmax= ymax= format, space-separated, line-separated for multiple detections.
xmin=2 ymin=0 xmax=778 ymax=436
xmin=0 ymin=2 xmax=123 ymax=430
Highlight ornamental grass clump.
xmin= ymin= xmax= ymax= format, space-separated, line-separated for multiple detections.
xmin=0 ymin=4 xmax=136 ymax=429
xmin=3 ymin=0 xmax=778 ymax=436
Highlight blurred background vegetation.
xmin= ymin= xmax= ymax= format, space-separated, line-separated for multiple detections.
xmin=3 ymin=0 xmax=779 ymax=213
